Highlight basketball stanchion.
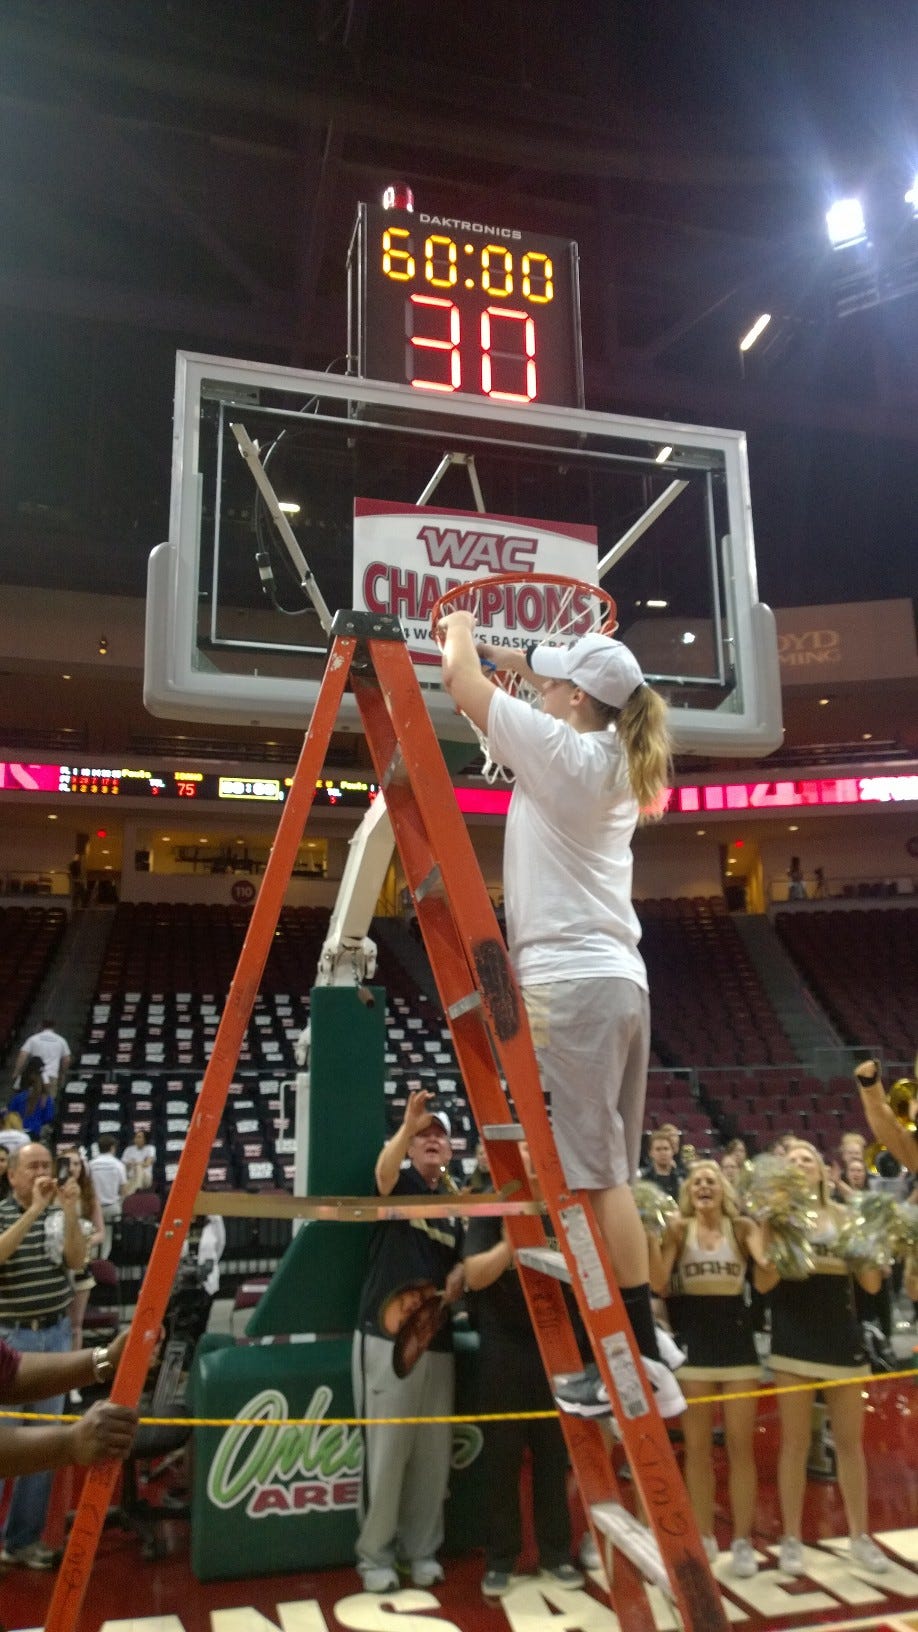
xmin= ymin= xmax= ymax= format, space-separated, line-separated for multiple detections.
xmin=44 ymin=644 xmax=356 ymax=1632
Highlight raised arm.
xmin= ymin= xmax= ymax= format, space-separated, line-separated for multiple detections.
xmin=375 ymin=1089 xmax=438 ymax=1196
xmin=854 ymin=1060 xmax=918 ymax=1173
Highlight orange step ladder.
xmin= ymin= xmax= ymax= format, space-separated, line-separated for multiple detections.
xmin=48 ymin=611 xmax=730 ymax=1632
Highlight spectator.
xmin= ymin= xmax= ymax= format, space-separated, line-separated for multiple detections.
xmin=57 ymin=1147 xmax=104 ymax=1403
xmin=352 ymin=1090 xmax=464 ymax=1593
xmin=7 ymin=1059 xmax=55 ymax=1142
xmin=719 ymin=1150 xmax=743 ymax=1186
xmin=121 ymin=1125 xmax=157 ymax=1193
xmin=787 ymin=856 xmax=806 ymax=901
xmin=0 ymin=1141 xmax=88 ymax=1569
xmin=641 ymin=1132 xmax=681 ymax=1202
xmin=11 ymin=1020 xmax=71 ymax=1099
xmin=657 ymin=1122 xmax=687 ymax=1176
xmin=0 ymin=1329 xmax=136 ymax=1479
xmin=464 ymin=1141 xmax=584 ymax=1598
xmin=88 ymin=1136 xmax=129 ymax=1258
xmin=0 ymin=1146 xmax=9 ymax=1201
xmin=0 ymin=1114 xmax=29 ymax=1158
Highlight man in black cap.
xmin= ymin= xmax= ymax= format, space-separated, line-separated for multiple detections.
xmin=352 ymin=1089 xmax=464 ymax=1594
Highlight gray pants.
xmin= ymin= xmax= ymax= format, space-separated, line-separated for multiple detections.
xmin=352 ymin=1329 xmax=454 ymax=1573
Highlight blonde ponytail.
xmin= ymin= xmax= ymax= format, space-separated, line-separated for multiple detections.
xmin=616 ymin=684 xmax=671 ymax=822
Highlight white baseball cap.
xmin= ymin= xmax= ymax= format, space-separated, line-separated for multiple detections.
xmin=530 ymin=633 xmax=645 ymax=708
xmin=422 ymin=1110 xmax=452 ymax=1138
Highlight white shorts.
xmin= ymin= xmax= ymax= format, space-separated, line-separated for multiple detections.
xmin=522 ymin=977 xmax=649 ymax=1190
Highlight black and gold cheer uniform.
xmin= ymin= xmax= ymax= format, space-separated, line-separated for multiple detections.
xmin=667 ymin=1216 xmax=760 ymax=1382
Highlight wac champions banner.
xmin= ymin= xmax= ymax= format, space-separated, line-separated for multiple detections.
xmin=353 ymin=498 xmax=599 ymax=664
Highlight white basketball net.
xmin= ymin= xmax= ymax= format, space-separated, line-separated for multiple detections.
xmin=434 ymin=575 xmax=616 ymax=784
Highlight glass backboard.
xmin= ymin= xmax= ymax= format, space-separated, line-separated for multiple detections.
xmin=145 ymin=353 xmax=782 ymax=757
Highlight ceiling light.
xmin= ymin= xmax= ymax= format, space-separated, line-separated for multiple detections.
xmin=862 ymin=732 xmax=872 ymax=741
xmin=646 ymin=598 xmax=669 ymax=609
xmin=278 ymin=501 xmax=300 ymax=515
xmin=696 ymin=828 xmax=706 ymax=836
xmin=98 ymin=636 xmax=108 ymax=656
xmin=789 ymin=824 xmax=799 ymax=832
xmin=826 ymin=198 xmax=867 ymax=249
xmin=738 ymin=313 xmax=772 ymax=352
xmin=680 ymin=631 xmax=696 ymax=645
xmin=655 ymin=445 xmax=673 ymax=464
xmin=161 ymin=836 xmax=171 ymax=842
xmin=818 ymin=696 xmax=830 ymax=706
xmin=61 ymin=673 xmax=71 ymax=680
xmin=47 ymin=813 xmax=57 ymax=820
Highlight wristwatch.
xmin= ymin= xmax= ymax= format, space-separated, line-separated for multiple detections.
xmin=92 ymin=1345 xmax=114 ymax=1383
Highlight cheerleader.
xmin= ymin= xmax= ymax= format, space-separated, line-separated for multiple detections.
xmin=650 ymin=1161 xmax=766 ymax=1578
xmin=755 ymin=1140 xmax=889 ymax=1577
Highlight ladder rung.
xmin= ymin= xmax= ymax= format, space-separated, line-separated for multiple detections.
xmin=516 ymin=1246 xmax=571 ymax=1282
xmin=482 ymin=1123 xmax=525 ymax=1141
xmin=447 ymin=991 xmax=483 ymax=1020
xmin=591 ymin=1502 xmax=672 ymax=1597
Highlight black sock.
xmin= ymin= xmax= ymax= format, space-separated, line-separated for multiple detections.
xmin=621 ymin=1283 xmax=660 ymax=1362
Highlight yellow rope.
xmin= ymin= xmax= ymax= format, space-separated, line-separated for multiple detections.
xmin=1 ymin=1365 xmax=913 ymax=1428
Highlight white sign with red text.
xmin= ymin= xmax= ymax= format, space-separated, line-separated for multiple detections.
xmin=353 ymin=498 xmax=598 ymax=665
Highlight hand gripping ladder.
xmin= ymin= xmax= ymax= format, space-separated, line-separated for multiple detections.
xmin=47 ymin=612 xmax=730 ymax=1632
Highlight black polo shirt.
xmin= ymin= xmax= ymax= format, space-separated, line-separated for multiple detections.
xmin=356 ymin=1165 xmax=462 ymax=1351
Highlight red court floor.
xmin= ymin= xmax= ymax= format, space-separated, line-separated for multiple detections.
xmin=2 ymin=1375 xmax=916 ymax=1632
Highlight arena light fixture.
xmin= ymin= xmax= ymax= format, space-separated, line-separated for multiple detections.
xmin=738 ymin=313 xmax=772 ymax=352
xmin=654 ymin=445 xmax=674 ymax=464
xmin=646 ymin=598 xmax=669 ymax=609
xmin=826 ymin=198 xmax=867 ymax=249
xmin=278 ymin=501 xmax=300 ymax=514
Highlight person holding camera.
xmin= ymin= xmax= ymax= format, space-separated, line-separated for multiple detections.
xmin=0 ymin=1141 xmax=88 ymax=1568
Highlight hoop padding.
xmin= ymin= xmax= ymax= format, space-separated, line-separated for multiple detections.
xmin=431 ymin=572 xmax=618 ymax=783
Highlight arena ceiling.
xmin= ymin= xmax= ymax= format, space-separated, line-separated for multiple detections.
xmin=0 ymin=0 xmax=915 ymax=766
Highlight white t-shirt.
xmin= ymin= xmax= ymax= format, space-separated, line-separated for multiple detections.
xmin=89 ymin=1152 xmax=128 ymax=1208
xmin=487 ymin=689 xmax=647 ymax=990
xmin=122 ymin=1142 xmax=157 ymax=1171
xmin=21 ymin=1028 xmax=70 ymax=1083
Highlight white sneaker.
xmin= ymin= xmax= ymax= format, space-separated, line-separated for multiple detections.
xmin=360 ymin=1567 xmax=399 ymax=1593
xmin=555 ymin=1357 xmax=685 ymax=1420
xmin=579 ymin=1534 xmax=601 ymax=1571
xmin=849 ymin=1535 xmax=889 ymax=1574
xmin=642 ymin=1356 xmax=686 ymax=1419
xmin=654 ymin=1326 xmax=687 ymax=1371
xmin=702 ymin=1535 xmax=719 ymax=1563
xmin=410 ymin=1559 xmax=444 ymax=1587
xmin=729 ymin=1538 xmax=758 ymax=1578
xmin=778 ymin=1536 xmax=806 ymax=1577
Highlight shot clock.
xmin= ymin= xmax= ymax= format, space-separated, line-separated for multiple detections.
xmin=348 ymin=201 xmax=584 ymax=408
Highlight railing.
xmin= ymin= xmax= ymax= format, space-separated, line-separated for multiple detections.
xmin=768 ymin=872 xmax=917 ymax=905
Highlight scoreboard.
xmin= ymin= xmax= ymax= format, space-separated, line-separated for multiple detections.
xmin=349 ymin=202 xmax=584 ymax=408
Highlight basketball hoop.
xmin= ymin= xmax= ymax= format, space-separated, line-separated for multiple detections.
xmin=431 ymin=572 xmax=618 ymax=783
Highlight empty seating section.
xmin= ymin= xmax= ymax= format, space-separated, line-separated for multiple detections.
xmin=55 ymin=896 xmax=906 ymax=1243
xmin=638 ymin=896 xmax=797 ymax=1070
xmin=693 ymin=1068 xmax=861 ymax=1156
xmin=0 ymin=904 xmax=67 ymax=1056
xmin=97 ymin=901 xmax=330 ymax=995
xmin=774 ymin=906 xmax=917 ymax=1062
